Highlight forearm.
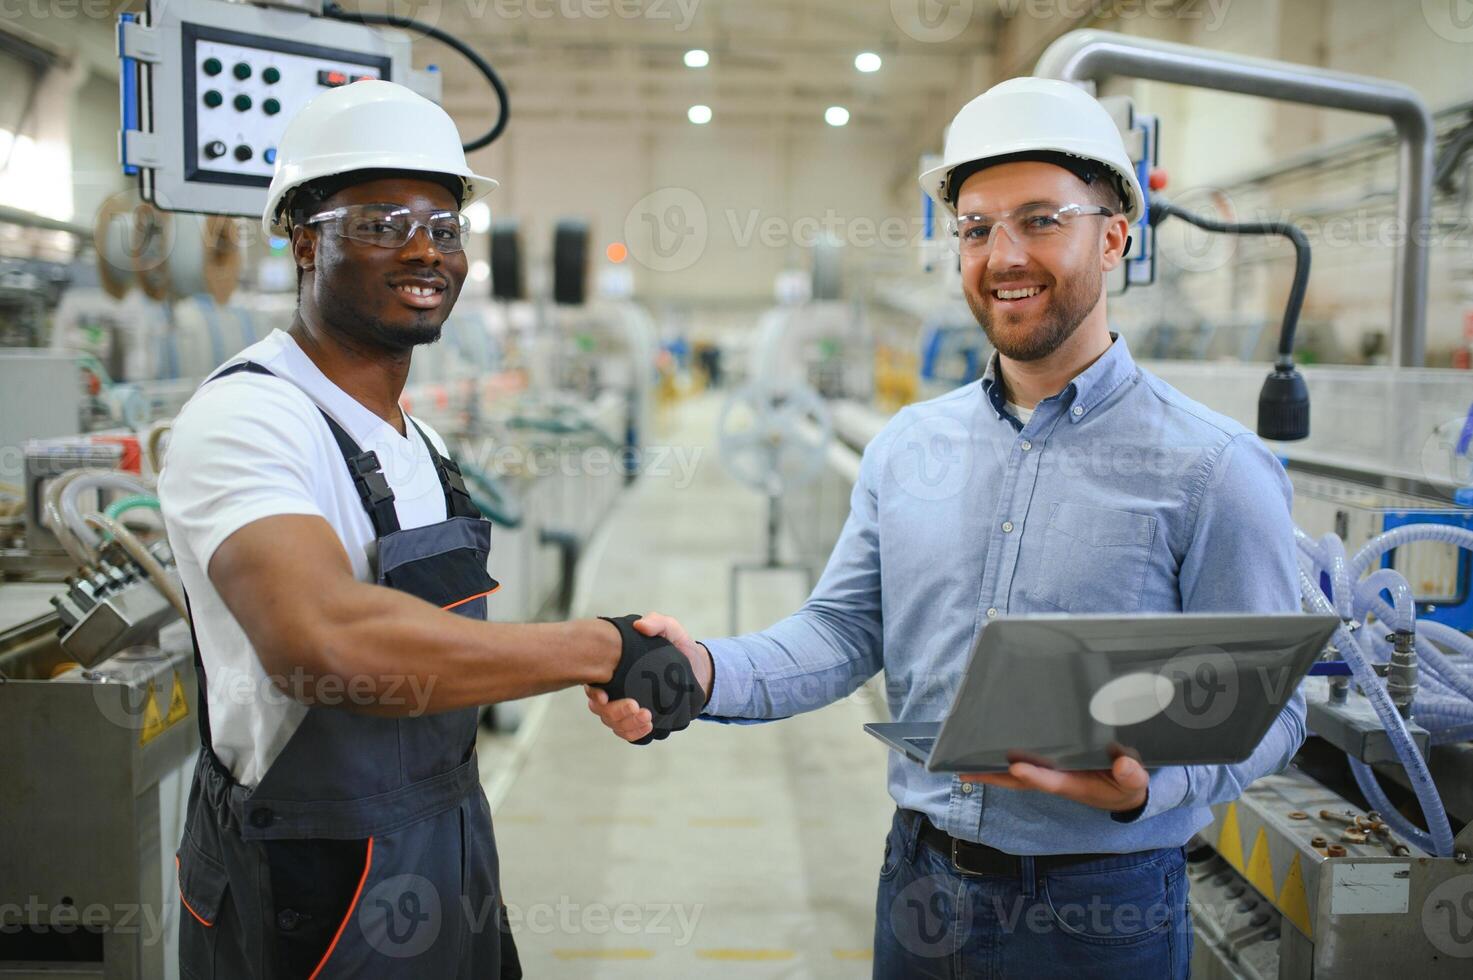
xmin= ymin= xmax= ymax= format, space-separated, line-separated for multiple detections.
xmin=259 ymin=580 xmax=619 ymax=717
xmin=1132 ymin=691 xmax=1307 ymax=820
xmin=703 ymin=604 xmax=882 ymax=720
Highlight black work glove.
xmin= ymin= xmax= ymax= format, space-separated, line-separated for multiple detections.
xmin=597 ymin=614 xmax=703 ymax=745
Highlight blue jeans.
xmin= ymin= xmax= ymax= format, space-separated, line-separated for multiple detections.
xmin=873 ymin=810 xmax=1192 ymax=979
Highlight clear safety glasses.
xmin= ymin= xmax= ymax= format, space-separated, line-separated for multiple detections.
xmin=305 ymin=203 xmax=471 ymax=253
xmin=947 ymin=201 xmax=1116 ymax=256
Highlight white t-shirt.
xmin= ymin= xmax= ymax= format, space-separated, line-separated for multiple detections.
xmin=159 ymin=329 xmax=453 ymax=787
xmin=1006 ymin=401 xmax=1035 ymax=425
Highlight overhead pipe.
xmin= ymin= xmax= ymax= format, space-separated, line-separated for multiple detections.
xmin=1035 ymin=30 xmax=1434 ymax=367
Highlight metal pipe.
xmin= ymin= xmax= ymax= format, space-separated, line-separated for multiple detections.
xmin=1035 ymin=29 xmax=1434 ymax=367
xmin=0 ymin=203 xmax=92 ymax=239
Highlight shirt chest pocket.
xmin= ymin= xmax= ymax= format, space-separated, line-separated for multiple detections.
xmin=1027 ymin=502 xmax=1159 ymax=613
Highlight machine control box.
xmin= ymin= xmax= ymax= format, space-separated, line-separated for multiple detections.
xmin=119 ymin=0 xmax=437 ymax=220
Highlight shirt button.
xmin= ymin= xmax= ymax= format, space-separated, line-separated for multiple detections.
xmin=1002 ymin=521 xmax=1014 ymax=533
xmin=277 ymin=909 xmax=302 ymax=932
xmin=1072 ymin=405 xmax=1084 ymax=417
xmin=961 ymin=782 xmax=974 ymax=795
xmin=986 ymin=607 xmax=998 ymax=619
xmin=1020 ymin=440 xmax=1032 ymax=451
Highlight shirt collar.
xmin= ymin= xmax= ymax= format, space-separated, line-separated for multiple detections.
xmin=979 ymin=333 xmax=1137 ymax=425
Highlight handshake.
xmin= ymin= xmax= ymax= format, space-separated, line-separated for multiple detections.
xmin=587 ymin=613 xmax=712 ymax=744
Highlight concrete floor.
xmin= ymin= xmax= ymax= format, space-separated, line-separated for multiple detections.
xmin=483 ymin=393 xmax=894 ymax=978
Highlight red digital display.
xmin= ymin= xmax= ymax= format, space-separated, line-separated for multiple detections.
xmin=318 ymin=69 xmax=349 ymax=87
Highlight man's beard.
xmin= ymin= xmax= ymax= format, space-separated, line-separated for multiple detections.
xmin=965 ymin=263 xmax=1101 ymax=362
xmin=315 ymin=276 xmax=445 ymax=354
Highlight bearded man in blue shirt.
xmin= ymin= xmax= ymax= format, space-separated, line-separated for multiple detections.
xmin=588 ymin=77 xmax=1303 ymax=979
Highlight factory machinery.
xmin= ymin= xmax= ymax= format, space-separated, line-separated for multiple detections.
xmin=0 ymin=2 xmax=657 ymax=977
xmin=746 ymin=29 xmax=1473 ymax=980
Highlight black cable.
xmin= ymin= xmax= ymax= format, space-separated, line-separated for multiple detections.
xmin=322 ymin=2 xmax=509 ymax=150
xmin=1150 ymin=196 xmax=1314 ymax=441
xmin=1149 ymin=197 xmax=1310 ymax=365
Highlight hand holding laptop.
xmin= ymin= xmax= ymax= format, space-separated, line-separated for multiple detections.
xmin=960 ymin=754 xmax=1150 ymax=814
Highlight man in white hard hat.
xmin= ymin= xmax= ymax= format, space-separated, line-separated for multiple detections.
xmin=159 ymin=80 xmax=701 ymax=979
xmin=588 ymin=77 xmax=1302 ymax=977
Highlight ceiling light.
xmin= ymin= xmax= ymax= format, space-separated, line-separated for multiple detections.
xmin=825 ymin=106 xmax=850 ymax=127
xmin=855 ymin=52 xmax=882 ymax=73
xmin=684 ymin=49 xmax=709 ymax=68
xmin=688 ymin=104 xmax=712 ymax=125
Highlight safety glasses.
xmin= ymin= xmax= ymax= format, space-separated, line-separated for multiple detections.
xmin=305 ymin=203 xmax=471 ymax=253
xmin=947 ymin=201 xmax=1115 ymax=256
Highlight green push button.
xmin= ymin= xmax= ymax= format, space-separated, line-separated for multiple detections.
xmin=263 ymin=98 xmax=281 ymax=116
xmin=203 ymin=57 xmax=222 ymax=76
xmin=233 ymin=62 xmax=251 ymax=81
xmin=263 ymin=66 xmax=281 ymax=85
xmin=234 ymin=94 xmax=252 ymax=112
xmin=203 ymin=90 xmax=223 ymax=109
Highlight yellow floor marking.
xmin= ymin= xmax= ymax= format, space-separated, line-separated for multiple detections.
xmin=551 ymin=948 xmax=656 ymax=960
xmin=690 ymin=817 xmax=762 ymax=829
xmin=697 ymin=949 xmax=798 ymax=961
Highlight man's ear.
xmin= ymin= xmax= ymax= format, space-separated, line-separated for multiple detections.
xmin=1100 ymin=214 xmax=1131 ymax=273
xmin=291 ymin=225 xmax=316 ymax=277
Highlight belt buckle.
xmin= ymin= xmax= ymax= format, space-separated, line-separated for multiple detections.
xmin=949 ymin=838 xmax=980 ymax=876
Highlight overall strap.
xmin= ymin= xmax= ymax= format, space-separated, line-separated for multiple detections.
xmin=405 ymin=416 xmax=481 ymax=520
xmin=206 ymin=361 xmax=400 ymax=536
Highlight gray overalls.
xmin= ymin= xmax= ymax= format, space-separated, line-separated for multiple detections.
xmin=175 ymin=362 xmax=520 ymax=979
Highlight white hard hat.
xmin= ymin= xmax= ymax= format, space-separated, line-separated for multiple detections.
xmin=919 ymin=77 xmax=1144 ymax=224
xmin=262 ymin=79 xmax=498 ymax=239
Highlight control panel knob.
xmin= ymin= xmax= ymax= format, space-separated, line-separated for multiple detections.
xmin=234 ymin=144 xmax=253 ymax=163
xmin=204 ymin=140 xmax=227 ymax=159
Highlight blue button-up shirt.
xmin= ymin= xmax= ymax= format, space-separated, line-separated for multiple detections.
xmin=703 ymin=335 xmax=1304 ymax=854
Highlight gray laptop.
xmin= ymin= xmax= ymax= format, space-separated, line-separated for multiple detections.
xmin=865 ymin=614 xmax=1338 ymax=773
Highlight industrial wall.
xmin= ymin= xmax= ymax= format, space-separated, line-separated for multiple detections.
xmin=2 ymin=0 xmax=1469 ymax=359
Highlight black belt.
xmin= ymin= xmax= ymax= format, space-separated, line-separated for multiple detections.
xmin=906 ymin=809 xmax=1118 ymax=877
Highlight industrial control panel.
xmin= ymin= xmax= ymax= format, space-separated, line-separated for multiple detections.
xmin=118 ymin=0 xmax=437 ymax=220
xmin=1098 ymin=94 xmax=1159 ymax=294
